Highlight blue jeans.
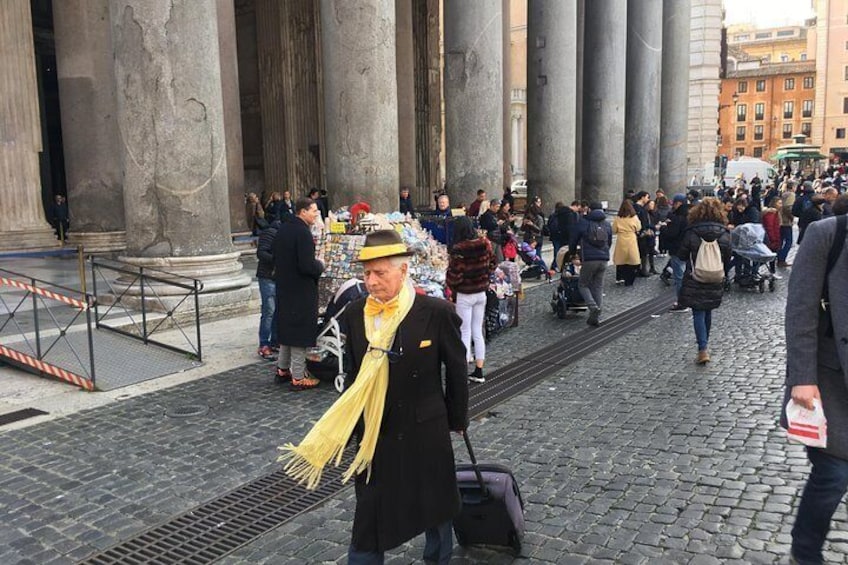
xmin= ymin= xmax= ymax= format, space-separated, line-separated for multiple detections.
xmin=347 ymin=521 xmax=453 ymax=564
xmin=670 ymin=256 xmax=686 ymax=298
xmin=692 ymin=309 xmax=712 ymax=351
xmin=258 ymin=278 xmax=277 ymax=347
xmin=792 ymin=448 xmax=848 ymax=564
xmin=778 ymin=225 xmax=794 ymax=262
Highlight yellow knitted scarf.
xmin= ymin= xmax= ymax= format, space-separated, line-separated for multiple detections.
xmin=278 ymin=281 xmax=415 ymax=489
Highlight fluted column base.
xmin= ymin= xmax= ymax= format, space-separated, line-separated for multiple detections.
xmin=0 ymin=227 xmax=60 ymax=252
xmin=67 ymin=231 xmax=127 ymax=253
xmin=117 ymin=251 xmax=251 ymax=295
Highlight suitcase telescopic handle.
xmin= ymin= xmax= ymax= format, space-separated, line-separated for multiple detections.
xmin=462 ymin=431 xmax=488 ymax=497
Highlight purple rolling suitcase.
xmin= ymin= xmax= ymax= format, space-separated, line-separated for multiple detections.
xmin=453 ymin=432 xmax=525 ymax=555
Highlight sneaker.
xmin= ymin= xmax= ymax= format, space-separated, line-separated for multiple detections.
xmin=659 ymin=272 xmax=671 ymax=287
xmin=615 ymin=280 xmax=625 ymax=286
xmin=669 ymin=304 xmax=690 ymax=313
xmin=696 ymin=350 xmax=711 ymax=365
xmin=290 ymin=372 xmax=320 ymax=391
xmin=258 ymin=346 xmax=277 ymax=361
xmin=586 ymin=307 xmax=601 ymax=327
xmin=468 ymin=374 xmax=486 ymax=384
xmin=275 ymin=367 xmax=292 ymax=382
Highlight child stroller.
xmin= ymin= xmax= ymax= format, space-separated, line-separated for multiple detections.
xmin=307 ymin=278 xmax=368 ymax=392
xmin=550 ymin=256 xmax=588 ymax=319
xmin=729 ymin=223 xmax=777 ymax=293
xmin=516 ymin=238 xmax=551 ymax=281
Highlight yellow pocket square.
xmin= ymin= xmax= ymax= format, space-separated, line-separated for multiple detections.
xmin=419 ymin=340 xmax=432 ymax=348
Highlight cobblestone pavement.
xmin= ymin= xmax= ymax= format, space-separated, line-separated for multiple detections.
xmin=1 ymin=266 xmax=833 ymax=564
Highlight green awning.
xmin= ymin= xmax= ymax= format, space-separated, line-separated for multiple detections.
xmin=771 ymin=151 xmax=828 ymax=160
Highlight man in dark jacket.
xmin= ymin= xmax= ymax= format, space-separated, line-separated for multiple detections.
xmin=308 ymin=188 xmax=328 ymax=220
xmin=273 ymin=197 xmax=324 ymax=389
xmin=256 ymin=221 xmax=280 ymax=361
xmin=798 ymin=196 xmax=826 ymax=244
xmin=661 ymin=194 xmax=690 ymax=311
xmin=399 ymin=187 xmax=416 ymax=218
xmin=570 ymin=202 xmax=612 ymax=326
xmin=343 ymin=230 xmax=468 ymax=563
xmin=478 ymin=199 xmax=504 ymax=261
xmin=633 ymin=191 xmax=654 ymax=276
xmin=783 ymin=216 xmax=848 ymax=565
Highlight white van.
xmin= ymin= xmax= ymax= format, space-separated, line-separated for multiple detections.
xmin=723 ymin=157 xmax=778 ymax=186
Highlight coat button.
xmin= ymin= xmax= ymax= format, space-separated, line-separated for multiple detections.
xmin=411 ymin=371 xmax=418 ymax=378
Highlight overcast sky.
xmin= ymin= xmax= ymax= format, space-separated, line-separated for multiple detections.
xmin=724 ymin=0 xmax=815 ymax=28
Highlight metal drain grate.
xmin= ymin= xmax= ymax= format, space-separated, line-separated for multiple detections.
xmin=81 ymin=292 xmax=675 ymax=564
xmin=0 ymin=408 xmax=48 ymax=427
xmin=83 ymin=451 xmax=354 ymax=565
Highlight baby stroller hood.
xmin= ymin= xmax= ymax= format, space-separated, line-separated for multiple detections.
xmin=731 ymin=223 xmax=776 ymax=261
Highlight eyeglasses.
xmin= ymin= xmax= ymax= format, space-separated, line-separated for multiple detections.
xmin=366 ymin=329 xmax=404 ymax=363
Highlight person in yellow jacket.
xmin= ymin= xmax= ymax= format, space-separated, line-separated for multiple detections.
xmin=612 ymin=199 xmax=643 ymax=286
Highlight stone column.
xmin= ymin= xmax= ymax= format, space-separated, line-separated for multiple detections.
xmin=659 ymin=0 xmax=692 ymax=193
xmin=396 ymin=0 xmax=417 ymax=192
xmin=444 ymin=0 xmax=504 ymax=207
xmin=319 ymin=0 xmax=399 ymax=212
xmin=582 ymin=0 xmax=627 ymax=207
xmin=575 ymin=0 xmax=585 ymax=198
xmin=0 ymin=0 xmax=59 ymax=251
xmin=53 ymin=0 xmax=126 ymax=253
xmin=527 ymin=0 xmax=578 ymax=208
xmin=217 ymin=0 xmax=248 ymax=234
xmin=109 ymin=0 xmax=249 ymax=293
xmin=624 ymin=0 xmax=663 ymax=195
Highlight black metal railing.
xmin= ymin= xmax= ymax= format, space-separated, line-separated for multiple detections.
xmin=89 ymin=258 xmax=204 ymax=362
xmin=0 ymin=267 xmax=96 ymax=389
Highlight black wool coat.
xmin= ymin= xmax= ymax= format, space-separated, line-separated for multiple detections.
xmin=342 ymin=294 xmax=469 ymax=552
xmin=677 ymin=221 xmax=732 ymax=311
xmin=273 ymin=217 xmax=324 ymax=347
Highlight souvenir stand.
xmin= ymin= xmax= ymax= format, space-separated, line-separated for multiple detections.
xmin=315 ymin=211 xmax=450 ymax=311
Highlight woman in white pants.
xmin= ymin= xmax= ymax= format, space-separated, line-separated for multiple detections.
xmin=446 ymin=216 xmax=497 ymax=383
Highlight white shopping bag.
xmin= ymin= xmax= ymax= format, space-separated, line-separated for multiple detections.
xmin=786 ymin=399 xmax=828 ymax=448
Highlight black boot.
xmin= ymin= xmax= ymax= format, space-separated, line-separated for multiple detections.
xmin=468 ymin=366 xmax=485 ymax=384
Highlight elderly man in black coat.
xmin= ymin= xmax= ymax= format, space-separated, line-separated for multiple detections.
xmin=273 ymin=197 xmax=324 ymax=389
xmin=343 ymin=229 xmax=468 ymax=564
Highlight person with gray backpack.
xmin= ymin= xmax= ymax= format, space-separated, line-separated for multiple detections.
xmin=676 ymin=198 xmax=732 ymax=365
xmin=569 ymin=202 xmax=612 ymax=326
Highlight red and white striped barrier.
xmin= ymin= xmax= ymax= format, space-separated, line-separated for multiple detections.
xmin=0 ymin=276 xmax=89 ymax=310
xmin=0 ymin=345 xmax=94 ymax=391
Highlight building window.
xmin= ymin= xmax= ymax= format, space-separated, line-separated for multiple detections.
xmin=844 ymin=97 xmax=848 ymax=113
xmin=845 ymin=66 xmax=848 ymax=81
xmin=803 ymin=100 xmax=813 ymax=118
xmin=736 ymin=126 xmax=746 ymax=141
xmin=780 ymin=54 xmax=790 ymax=63
xmin=737 ymin=104 xmax=747 ymax=121
xmin=801 ymin=53 xmax=807 ymax=61
xmin=735 ymin=34 xmax=750 ymax=41
xmin=801 ymin=122 xmax=812 ymax=136
xmin=754 ymin=125 xmax=764 ymax=140
xmin=738 ymin=81 xmax=748 ymax=93
xmin=838 ymin=128 xmax=847 ymax=139
xmin=754 ymin=103 xmax=765 ymax=120
xmin=784 ymin=101 xmax=794 ymax=119
xmin=785 ymin=78 xmax=795 ymax=90
xmin=803 ymin=76 xmax=814 ymax=89
xmin=753 ymin=147 xmax=764 ymax=158
xmin=756 ymin=80 xmax=766 ymax=92
xmin=783 ymin=124 xmax=793 ymax=139
xmin=777 ymin=29 xmax=795 ymax=37
xmin=735 ymin=148 xmax=745 ymax=157
xmin=763 ymin=55 xmax=772 ymax=63
xmin=845 ymin=40 xmax=848 ymax=50
xmin=755 ymin=31 xmax=772 ymax=39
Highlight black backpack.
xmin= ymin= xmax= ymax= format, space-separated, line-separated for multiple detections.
xmin=584 ymin=220 xmax=609 ymax=249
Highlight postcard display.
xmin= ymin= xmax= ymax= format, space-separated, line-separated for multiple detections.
xmin=315 ymin=213 xmax=450 ymax=311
